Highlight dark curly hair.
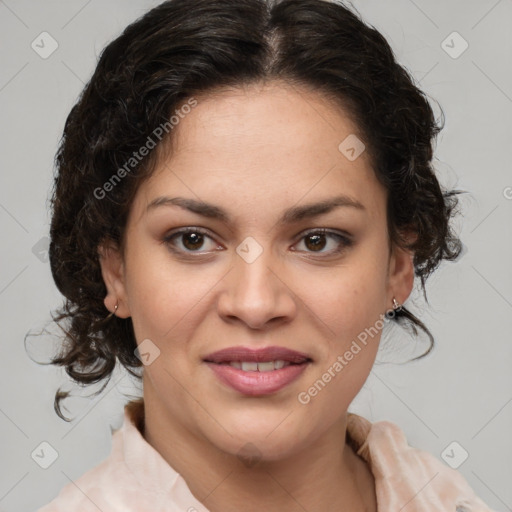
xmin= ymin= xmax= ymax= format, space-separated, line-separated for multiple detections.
xmin=46 ymin=0 xmax=461 ymax=420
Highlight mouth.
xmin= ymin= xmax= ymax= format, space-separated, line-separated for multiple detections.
xmin=216 ymin=360 xmax=303 ymax=371
xmin=203 ymin=346 xmax=312 ymax=395
xmin=203 ymin=345 xmax=312 ymax=365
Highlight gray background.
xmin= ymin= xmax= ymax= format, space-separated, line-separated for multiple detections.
xmin=0 ymin=0 xmax=511 ymax=510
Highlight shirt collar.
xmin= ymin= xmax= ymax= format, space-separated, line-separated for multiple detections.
xmin=118 ymin=399 xmax=489 ymax=512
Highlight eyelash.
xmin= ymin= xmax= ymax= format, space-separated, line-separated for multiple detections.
xmin=162 ymin=227 xmax=353 ymax=257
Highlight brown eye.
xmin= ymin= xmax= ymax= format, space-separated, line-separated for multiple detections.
xmin=293 ymin=229 xmax=352 ymax=255
xmin=304 ymin=233 xmax=327 ymax=252
xmin=181 ymin=232 xmax=205 ymax=250
xmin=163 ymin=227 xmax=221 ymax=254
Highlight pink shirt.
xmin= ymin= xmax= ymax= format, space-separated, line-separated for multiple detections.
xmin=37 ymin=400 xmax=495 ymax=511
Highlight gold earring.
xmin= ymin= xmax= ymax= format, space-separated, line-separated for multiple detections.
xmin=392 ymin=297 xmax=402 ymax=311
xmin=106 ymin=302 xmax=119 ymax=320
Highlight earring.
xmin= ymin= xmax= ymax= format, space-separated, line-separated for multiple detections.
xmin=106 ymin=302 xmax=119 ymax=320
xmin=392 ymin=297 xmax=402 ymax=311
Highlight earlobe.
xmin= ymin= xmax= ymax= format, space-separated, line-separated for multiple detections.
xmin=98 ymin=241 xmax=131 ymax=318
xmin=388 ymin=243 xmax=415 ymax=306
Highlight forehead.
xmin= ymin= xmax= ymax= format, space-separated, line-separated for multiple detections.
xmin=171 ymin=81 xmax=366 ymax=163
xmin=133 ymin=81 xmax=385 ymax=224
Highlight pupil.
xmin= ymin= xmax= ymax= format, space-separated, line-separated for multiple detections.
xmin=305 ymin=234 xmax=326 ymax=251
xmin=183 ymin=232 xmax=204 ymax=250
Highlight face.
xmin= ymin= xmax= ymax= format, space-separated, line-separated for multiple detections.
xmin=100 ymin=81 xmax=413 ymax=461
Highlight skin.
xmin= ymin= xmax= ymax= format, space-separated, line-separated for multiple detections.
xmin=99 ymin=80 xmax=414 ymax=512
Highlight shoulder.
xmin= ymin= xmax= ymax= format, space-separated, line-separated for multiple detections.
xmin=36 ymin=400 xmax=154 ymax=512
xmin=35 ymin=431 xmax=139 ymax=512
xmin=36 ymin=399 xmax=207 ymax=512
xmin=347 ymin=413 xmax=497 ymax=512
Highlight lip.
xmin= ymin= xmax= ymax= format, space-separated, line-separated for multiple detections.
xmin=203 ymin=346 xmax=312 ymax=396
xmin=203 ymin=346 xmax=312 ymax=364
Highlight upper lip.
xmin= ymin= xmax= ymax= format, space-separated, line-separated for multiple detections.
xmin=203 ymin=346 xmax=312 ymax=364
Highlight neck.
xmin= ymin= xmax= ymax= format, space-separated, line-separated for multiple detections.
xmin=141 ymin=392 xmax=376 ymax=512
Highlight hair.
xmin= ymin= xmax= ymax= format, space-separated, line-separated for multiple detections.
xmin=46 ymin=0 xmax=462 ymax=420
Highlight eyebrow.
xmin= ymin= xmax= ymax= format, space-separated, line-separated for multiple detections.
xmin=147 ymin=194 xmax=365 ymax=224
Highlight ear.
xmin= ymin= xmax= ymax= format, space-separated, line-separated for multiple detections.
xmin=387 ymin=235 xmax=415 ymax=306
xmin=98 ymin=241 xmax=131 ymax=318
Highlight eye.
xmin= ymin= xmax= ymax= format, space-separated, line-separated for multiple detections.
xmin=163 ymin=227 xmax=352 ymax=257
xmin=163 ymin=227 xmax=222 ymax=254
xmin=292 ymin=229 xmax=352 ymax=255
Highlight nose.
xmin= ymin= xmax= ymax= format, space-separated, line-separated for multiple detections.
xmin=216 ymin=244 xmax=297 ymax=330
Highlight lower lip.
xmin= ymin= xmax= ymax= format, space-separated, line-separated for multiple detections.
xmin=205 ymin=362 xmax=309 ymax=395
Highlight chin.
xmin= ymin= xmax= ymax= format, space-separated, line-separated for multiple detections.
xmin=204 ymin=408 xmax=312 ymax=462
xmin=219 ymin=433 xmax=303 ymax=464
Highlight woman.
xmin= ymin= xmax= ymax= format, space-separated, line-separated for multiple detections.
xmin=37 ymin=0 xmax=495 ymax=510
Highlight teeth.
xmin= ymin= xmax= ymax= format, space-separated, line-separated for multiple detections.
xmin=229 ymin=360 xmax=289 ymax=371
xmin=257 ymin=361 xmax=275 ymax=372
xmin=241 ymin=362 xmax=258 ymax=371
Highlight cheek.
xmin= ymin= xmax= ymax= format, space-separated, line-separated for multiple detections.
xmin=124 ymin=243 xmax=227 ymax=347
xmin=297 ymin=249 xmax=389 ymax=340
xmin=290 ymin=242 xmax=388 ymax=410
xmin=294 ymin=264 xmax=386 ymax=432
xmin=123 ymin=242 xmax=191 ymax=336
